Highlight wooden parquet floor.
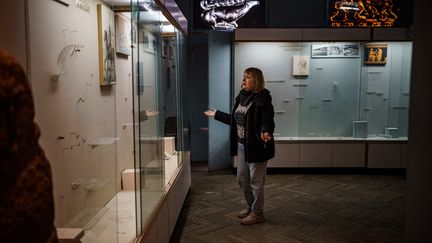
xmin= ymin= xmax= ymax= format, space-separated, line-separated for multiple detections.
xmin=170 ymin=163 xmax=405 ymax=243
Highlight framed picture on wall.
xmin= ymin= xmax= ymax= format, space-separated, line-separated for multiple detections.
xmin=364 ymin=44 xmax=387 ymax=65
xmin=138 ymin=30 xmax=149 ymax=45
xmin=311 ymin=43 xmax=359 ymax=58
xmin=115 ymin=14 xmax=131 ymax=56
xmin=138 ymin=30 xmax=155 ymax=53
xmin=293 ymin=55 xmax=310 ymax=76
xmin=97 ymin=4 xmax=116 ymax=86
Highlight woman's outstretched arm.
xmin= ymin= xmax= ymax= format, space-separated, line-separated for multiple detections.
xmin=204 ymin=108 xmax=231 ymax=125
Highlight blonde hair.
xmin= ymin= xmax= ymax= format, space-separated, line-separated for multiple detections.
xmin=244 ymin=67 xmax=265 ymax=92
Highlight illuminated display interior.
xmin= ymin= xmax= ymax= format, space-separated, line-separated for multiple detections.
xmin=329 ymin=0 xmax=399 ymax=27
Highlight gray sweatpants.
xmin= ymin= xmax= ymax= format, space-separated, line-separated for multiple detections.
xmin=237 ymin=142 xmax=267 ymax=214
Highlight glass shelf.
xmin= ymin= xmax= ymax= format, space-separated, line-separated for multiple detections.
xmin=87 ymin=137 xmax=119 ymax=146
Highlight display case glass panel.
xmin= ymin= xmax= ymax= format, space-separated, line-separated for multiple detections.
xmin=131 ymin=0 xmax=187 ymax=237
xmin=23 ymin=1 xmax=186 ymax=242
xmin=27 ymin=1 xmax=122 ymax=242
xmin=234 ymin=41 xmax=412 ymax=140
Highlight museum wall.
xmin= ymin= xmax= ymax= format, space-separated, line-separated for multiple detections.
xmin=208 ymin=31 xmax=232 ymax=170
xmin=188 ymin=33 xmax=209 ymax=162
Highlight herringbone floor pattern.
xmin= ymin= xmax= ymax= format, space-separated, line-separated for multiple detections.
xmin=171 ymin=163 xmax=405 ymax=243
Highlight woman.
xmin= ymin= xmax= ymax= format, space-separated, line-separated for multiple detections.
xmin=204 ymin=67 xmax=275 ymax=225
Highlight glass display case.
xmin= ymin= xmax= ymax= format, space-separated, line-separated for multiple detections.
xmin=20 ymin=0 xmax=188 ymax=242
xmin=234 ymin=41 xmax=412 ymax=140
xmin=131 ymin=0 xmax=188 ymax=238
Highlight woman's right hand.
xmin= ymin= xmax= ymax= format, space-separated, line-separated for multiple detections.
xmin=203 ymin=109 xmax=216 ymax=117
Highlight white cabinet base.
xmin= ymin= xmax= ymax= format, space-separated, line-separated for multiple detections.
xmin=333 ymin=144 xmax=365 ymax=167
xmin=300 ymin=144 xmax=333 ymax=167
xmin=233 ymin=141 xmax=406 ymax=169
xmin=368 ymin=144 xmax=402 ymax=168
xmin=268 ymin=144 xmax=299 ymax=167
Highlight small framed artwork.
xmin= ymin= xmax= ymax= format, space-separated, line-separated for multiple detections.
xmin=311 ymin=44 xmax=328 ymax=57
xmin=311 ymin=43 xmax=359 ymax=58
xmin=364 ymin=44 xmax=387 ymax=65
xmin=115 ymin=14 xmax=131 ymax=56
xmin=97 ymin=4 xmax=116 ymax=86
xmin=139 ymin=30 xmax=155 ymax=53
xmin=75 ymin=0 xmax=90 ymax=12
xmin=293 ymin=55 xmax=310 ymax=76
xmin=138 ymin=30 xmax=149 ymax=45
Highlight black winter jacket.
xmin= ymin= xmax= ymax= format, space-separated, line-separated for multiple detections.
xmin=215 ymin=89 xmax=275 ymax=163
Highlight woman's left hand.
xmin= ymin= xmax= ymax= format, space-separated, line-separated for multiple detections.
xmin=261 ymin=132 xmax=271 ymax=142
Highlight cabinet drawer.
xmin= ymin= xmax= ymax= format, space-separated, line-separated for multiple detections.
xmin=300 ymin=144 xmax=332 ymax=167
xmin=368 ymin=143 xmax=402 ymax=168
xmin=333 ymin=143 xmax=365 ymax=167
xmin=268 ymin=144 xmax=299 ymax=167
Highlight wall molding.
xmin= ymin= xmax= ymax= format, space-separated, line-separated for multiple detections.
xmin=235 ymin=28 xmax=412 ymax=42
